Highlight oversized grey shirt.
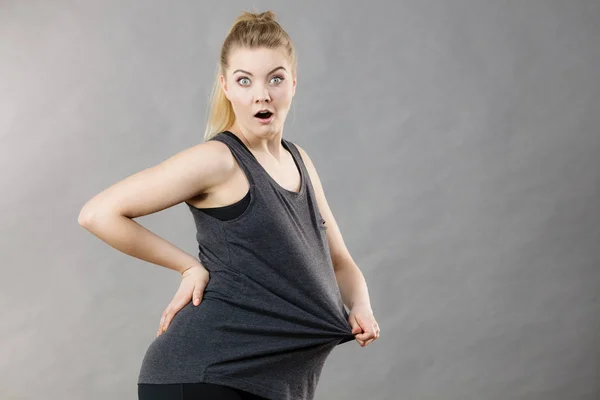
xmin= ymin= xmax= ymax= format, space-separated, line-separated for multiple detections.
xmin=137 ymin=131 xmax=355 ymax=400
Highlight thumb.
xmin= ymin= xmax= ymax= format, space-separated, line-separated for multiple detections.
xmin=349 ymin=316 xmax=363 ymax=334
xmin=192 ymin=284 xmax=204 ymax=306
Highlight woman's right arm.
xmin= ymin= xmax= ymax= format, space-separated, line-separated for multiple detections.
xmin=77 ymin=140 xmax=233 ymax=275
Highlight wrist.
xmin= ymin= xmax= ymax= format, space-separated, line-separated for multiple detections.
xmin=180 ymin=263 xmax=203 ymax=276
xmin=351 ymin=302 xmax=373 ymax=313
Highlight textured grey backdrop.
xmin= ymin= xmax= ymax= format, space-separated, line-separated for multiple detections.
xmin=1 ymin=0 xmax=599 ymax=399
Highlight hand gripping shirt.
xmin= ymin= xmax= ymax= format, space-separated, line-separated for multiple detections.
xmin=137 ymin=131 xmax=356 ymax=400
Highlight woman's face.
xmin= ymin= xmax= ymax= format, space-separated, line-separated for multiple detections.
xmin=220 ymin=46 xmax=296 ymax=136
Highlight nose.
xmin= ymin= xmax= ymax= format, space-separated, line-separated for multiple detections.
xmin=254 ymin=84 xmax=271 ymax=103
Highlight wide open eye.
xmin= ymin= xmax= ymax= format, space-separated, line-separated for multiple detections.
xmin=237 ymin=77 xmax=250 ymax=86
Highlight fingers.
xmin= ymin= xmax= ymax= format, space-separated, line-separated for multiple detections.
xmin=355 ymin=322 xmax=381 ymax=347
xmin=157 ymin=295 xmax=188 ymax=337
xmin=356 ymin=332 xmax=376 ymax=347
xmin=157 ymin=303 xmax=179 ymax=337
xmin=157 ymin=276 xmax=209 ymax=337
xmin=157 ymin=306 xmax=171 ymax=337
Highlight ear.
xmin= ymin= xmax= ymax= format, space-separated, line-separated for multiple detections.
xmin=220 ymin=74 xmax=230 ymax=100
xmin=292 ymin=73 xmax=297 ymax=97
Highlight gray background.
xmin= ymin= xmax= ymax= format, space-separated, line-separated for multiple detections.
xmin=1 ymin=0 xmax=599 ymax=399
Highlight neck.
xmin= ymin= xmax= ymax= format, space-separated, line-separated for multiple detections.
xmin=228 ymin=123 xmax=284 ymax=160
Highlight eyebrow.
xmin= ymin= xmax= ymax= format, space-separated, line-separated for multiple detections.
xmin=232 ymin=66 xmax=287 ymax=76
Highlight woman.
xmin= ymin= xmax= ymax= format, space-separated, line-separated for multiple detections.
xmin=79 ymin=10 xmax=380 ymax=400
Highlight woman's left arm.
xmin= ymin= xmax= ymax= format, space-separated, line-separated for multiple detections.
xmin=296 ymin=144 xmax=380 ymax=347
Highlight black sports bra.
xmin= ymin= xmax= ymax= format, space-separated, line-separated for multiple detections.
xmin=192 ymin=189 xmax=250 ymax=221
xmin=189 ymin=132 xmax=251 ymax=221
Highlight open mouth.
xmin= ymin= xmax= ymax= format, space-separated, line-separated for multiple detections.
xmin=254 ymin=111 xmax=273 ymax=120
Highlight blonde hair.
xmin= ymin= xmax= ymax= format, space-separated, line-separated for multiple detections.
xmin=203 ymin=10 xmax=298 ymax=141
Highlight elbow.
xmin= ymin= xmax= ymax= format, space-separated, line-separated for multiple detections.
xmin=78 ymin=201 xmax=106 ymax=228
xmin=78 ymin=202 xmax=124 ymax=228
xmin=78 ymin=205 xmax=94 ymax=228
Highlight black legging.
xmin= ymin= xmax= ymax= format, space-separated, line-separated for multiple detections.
xmin=138 ymin=382 xmax=270 ymax=400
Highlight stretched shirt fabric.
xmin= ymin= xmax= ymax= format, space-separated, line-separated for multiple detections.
xmin=137 ymin=131 xmax=356 ymax=400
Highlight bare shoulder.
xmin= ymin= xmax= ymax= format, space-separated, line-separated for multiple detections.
xmin=293 ymin=143 xmax=311 ymax=166
xmin=293 ymin=143 xmax=319 ymax=176
xmin=293 ymin=142 xmax=322 ymax=190
xmin=183 ymin=139 xmax=237 ymax=186
xmin=79 ymin=138 xmax=237 ymax=221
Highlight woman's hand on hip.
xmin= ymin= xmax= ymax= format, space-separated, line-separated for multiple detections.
xmin=157 ymin=264 xmax=210 ymax=337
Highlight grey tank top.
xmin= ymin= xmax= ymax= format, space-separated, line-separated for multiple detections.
xmin=137 ymin=131 xmax=355 ymax=400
